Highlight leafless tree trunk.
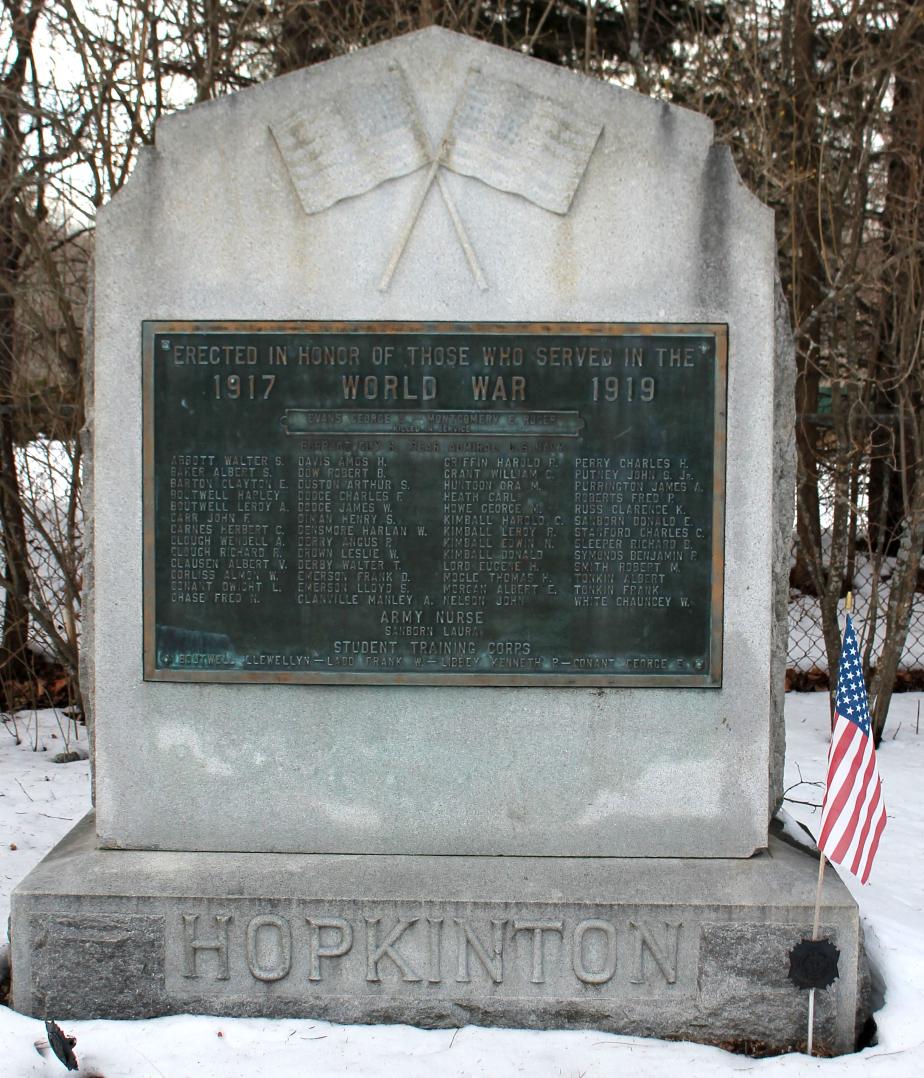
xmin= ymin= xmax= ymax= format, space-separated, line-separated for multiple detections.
xmin=788 ymin=0 xmax=824 ymax=597
xmin=0 ymin=0 xmax=44 ymax=690
xmin=868 ymin=0 xmax=924 ymax=738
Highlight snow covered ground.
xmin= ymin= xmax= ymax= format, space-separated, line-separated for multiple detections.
xmin=1 ymin=695 xmax=922 ymax=1077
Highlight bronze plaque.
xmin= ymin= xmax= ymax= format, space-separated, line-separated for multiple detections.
xmin=143 ymin=322 xmax=726 ymax=685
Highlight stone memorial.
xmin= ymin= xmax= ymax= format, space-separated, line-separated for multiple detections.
xmin=12 ymin=28 xmax=864 ymax=1053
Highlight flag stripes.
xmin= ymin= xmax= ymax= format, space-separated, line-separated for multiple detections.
xmin=817 ymin=613 xmax=886 ymax=885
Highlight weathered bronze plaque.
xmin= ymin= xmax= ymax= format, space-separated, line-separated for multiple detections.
xmin=143 ymin=322 xmax=726 ymax=685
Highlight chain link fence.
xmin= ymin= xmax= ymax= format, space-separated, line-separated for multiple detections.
xmin=787 ymin=459 xmax=924 ymax=689
xmin=788 ymin=550 xmax=924 ymax=687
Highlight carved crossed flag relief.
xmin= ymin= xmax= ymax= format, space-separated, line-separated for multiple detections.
xmin=271 ymin=66 xmax=603 ymax=286
xmin=443 ymin=70 xmax=602 ymax=215
xmin=270 ymin=73 xmax=430 ymax=215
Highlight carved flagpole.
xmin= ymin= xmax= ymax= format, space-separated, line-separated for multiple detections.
xmin=434 ymin=171 xmax=488 ymax=290
xmin=378 ymin=66 xmax=487 ymax=292
xmin=378 ymin=151 xmax=445 ymax=292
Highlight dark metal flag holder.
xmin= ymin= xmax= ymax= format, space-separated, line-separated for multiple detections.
xmin=786 ymin=848 xmax=840 ymax=1057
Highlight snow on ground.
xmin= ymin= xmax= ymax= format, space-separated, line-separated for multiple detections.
xmin=1 ymin=697 xmax=923 ymax=1078
xmin=0 ymin=710 xmax=90 ymax=933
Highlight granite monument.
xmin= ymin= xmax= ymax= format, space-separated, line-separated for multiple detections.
xmin=11 ymin=28 xmax=864 ymax=1053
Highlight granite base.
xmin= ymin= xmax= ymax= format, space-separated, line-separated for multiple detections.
xmin=11 ymin=814 xmax=863 ymax=1055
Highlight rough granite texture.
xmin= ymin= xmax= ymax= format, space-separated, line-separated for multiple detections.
xmin=770 ymin=276 xmax=797 ymax=815
xmin=87 ymin=27 xmax=790 ymax=857
xmin=11 ymin=814 xmax=860 ymax=1055
xmin=80 ymin=265 xmax=97 ymax=806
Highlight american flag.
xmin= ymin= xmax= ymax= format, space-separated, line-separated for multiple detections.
xmin=817 ymin=614 xmax=887 ymax=884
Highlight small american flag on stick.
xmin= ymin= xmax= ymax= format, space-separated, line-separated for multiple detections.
xmin=817 ymin=613 xmax=887 ymax=884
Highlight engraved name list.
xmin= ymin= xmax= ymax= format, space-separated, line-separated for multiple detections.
xmin=144 ymin=322 xmax=726 ymax=686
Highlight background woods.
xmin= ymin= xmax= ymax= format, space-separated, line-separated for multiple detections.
xmin=1 ymin=0 xmax=922 ymax=739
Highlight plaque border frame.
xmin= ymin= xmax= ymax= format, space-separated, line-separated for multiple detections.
xmin=142 ymin=321 xmax=727 ymax=687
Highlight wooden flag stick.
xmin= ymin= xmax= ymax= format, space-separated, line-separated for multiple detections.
xmin=809 ymin=590 xmax=850 ymax=1055
xmin=807 ymin=988 xmax=817 ymax=1056
xmin=807 ymin=850 xmax=827 ymax=1055
xmin=812 ymin=848 xmax=826 ymax=940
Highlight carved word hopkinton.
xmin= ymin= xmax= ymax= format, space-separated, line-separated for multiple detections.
xmin=176 ymin=909 xmax=683 ymax=992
